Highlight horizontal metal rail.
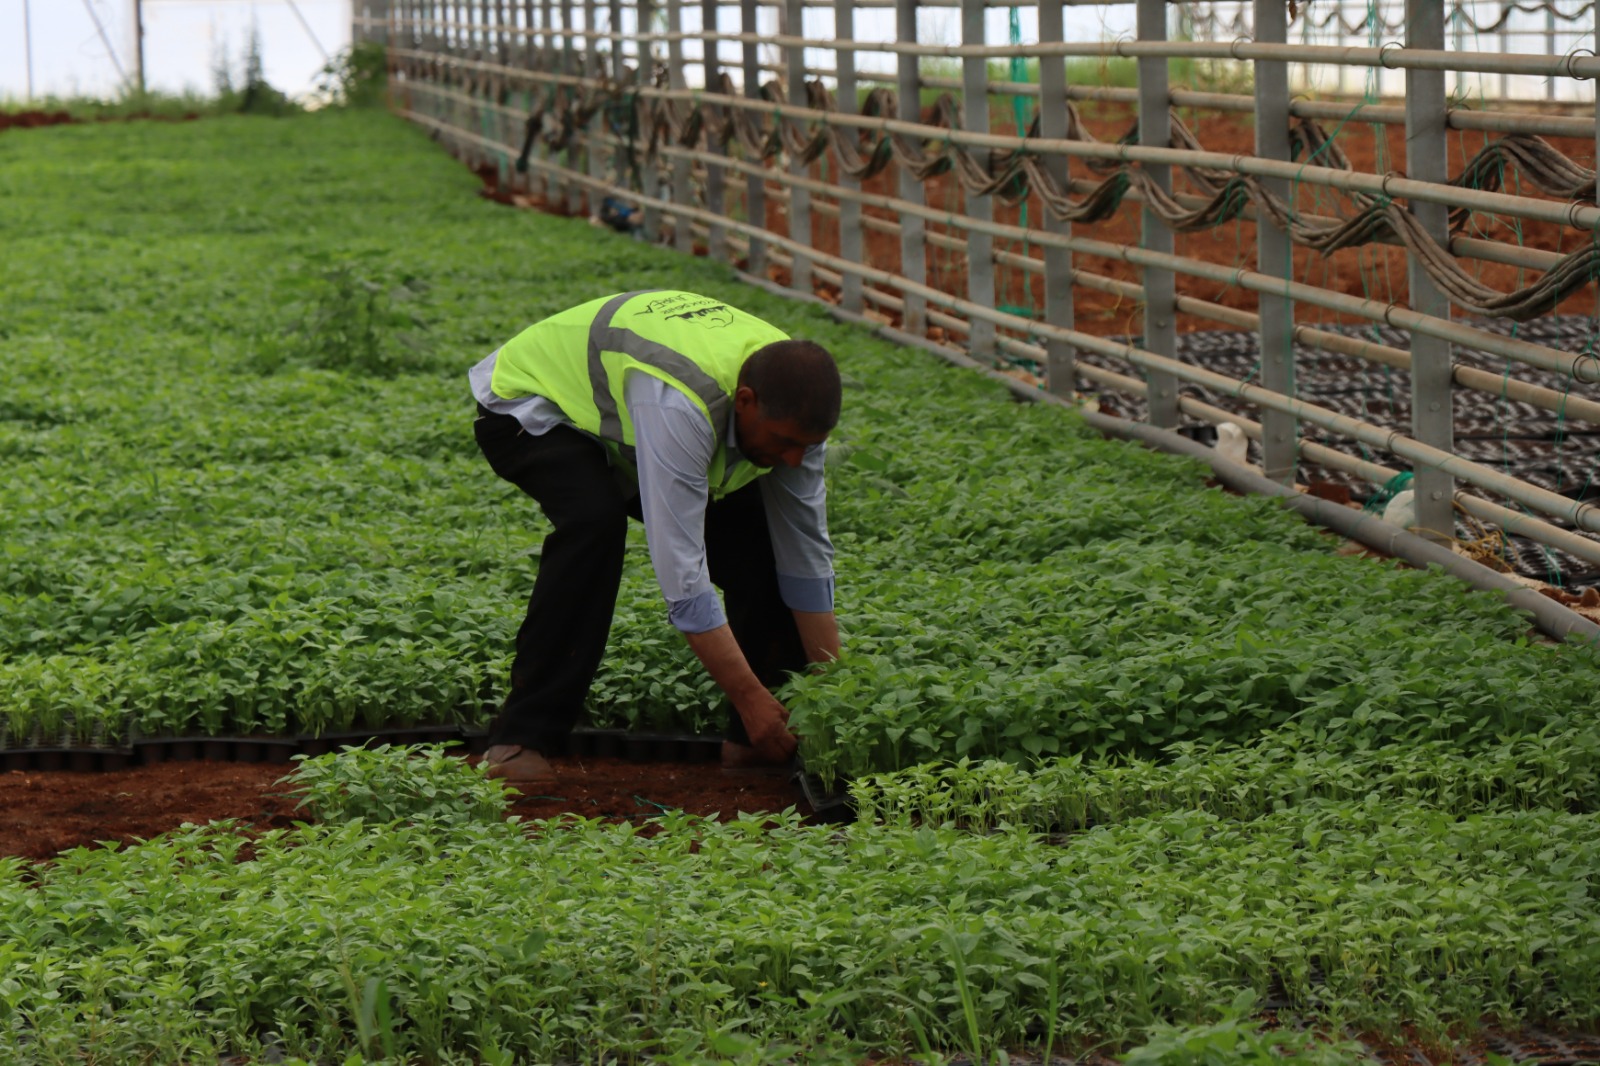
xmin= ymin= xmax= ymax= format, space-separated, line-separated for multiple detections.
xmin=592 ymin=110 xmax=1600 ymax=383
xmin=727 ymin=211 xmax=1600 ymax=567
xmin=388 ymin=16 xmax=1600 ymax=79
xmin=399 ymin=77 xmax=1600 ymax=394
xmin=728 ymin=262 xmax=1600 ymax=641
xmin=396 ymin=102 xmax=1600 ymax=538
xmin=655 ymin=132 xmax=1600 ymax=424
xmin=389 ymin=54 xmax=1600 ymax=234
xmin=384 ymin=14 xmax=1600 ymax=78
xmin=844 ymin=70 xmax=1600 ymax=140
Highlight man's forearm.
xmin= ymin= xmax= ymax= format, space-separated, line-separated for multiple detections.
xmin=682 ymin=624 xmax=773 ymax=709
xmin=683 ymin=623 xmax=796 ymax=760
xmin=793 ymin=610 xmax=840 ymax=666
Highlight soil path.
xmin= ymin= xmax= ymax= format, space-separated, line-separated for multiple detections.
xmin=0 ymin=756 xmax=809 ymax=862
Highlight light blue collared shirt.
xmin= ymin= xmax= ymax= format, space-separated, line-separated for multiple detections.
xmin=471 ymin=351 xmax=835 ymax=633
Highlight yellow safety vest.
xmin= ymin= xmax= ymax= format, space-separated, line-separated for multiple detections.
xmin=489 ymin=290 xmax=788 ymax=498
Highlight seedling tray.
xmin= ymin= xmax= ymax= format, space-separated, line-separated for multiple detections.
xmin=0 ymin=725 xmax=725 ymax=773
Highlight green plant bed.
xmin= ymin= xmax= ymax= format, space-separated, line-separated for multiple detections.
xmin=2 ymin=747 xmax=1594 ymax=1062
xmin=4 ymin=106 xmax=1598 ymax=780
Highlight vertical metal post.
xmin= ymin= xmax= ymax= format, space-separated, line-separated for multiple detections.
xmin=667 ymin=0 xmax=696 ymax=252
xmin=1255 ymin=0 xmax=1296 ymax=483
xmin=538 ymin=0 xmax=557 ymax=201
xmin=611 ymin=0 xmax=625 ymax=80
xmin=609 ymin=0 xmax=626 ymax=186
xmin=896 ymin=0 xmax=926 ymax=335
xmin=23 ymin=0 xmax=34 ymax=100
xmin=1407 ymin=0 xmax=1454 ymax=541
xmin=1547 ymin=3 xmax=1557 ymax=101
xmin=472 ymin=0 xmax=484 ymax=170
xmin=703 ymin=0 xmax=728 ymax=261
xmin=562 ymin=0 xmax=584 ymax=215
xmin=586 ymin=0 xmax=606 ymax=216
xmin=741 ymin=0 xmax=767 ymax=276
xmin=133 ymin=0 xmax=146 ymax=96
xmin=1137 ymin=0 xmax=1178 ymax=428
xmin=489 ymin=0 xmax=508 ymax=186
xmin=835 ymin=0 xmax=863 ymax=312
xmin=526 ymin=0 xmax=538 ymax=68
xmin=1037 ymin=0 xmax=1075 ymax=398
xmin=640 ymin=0 xmax=662 ymax=240
xmin=960 ymin=0 xmax=996 ymax=358
xmin=784 ymin=0 xmax=813 ymax=293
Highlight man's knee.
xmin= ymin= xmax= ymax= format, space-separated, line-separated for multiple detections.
xmin=550 ymin=496 xmax=630 ymax=541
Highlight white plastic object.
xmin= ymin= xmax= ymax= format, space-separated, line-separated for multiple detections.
xmin=1215 ymin=422 xmax=1250 ymax=466
xmin=1382 ymin=488 xmax=1417 ymax=530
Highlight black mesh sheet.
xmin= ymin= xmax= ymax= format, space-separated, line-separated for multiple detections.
xmin=1075 ymin=316 xmax=1600 ymax=590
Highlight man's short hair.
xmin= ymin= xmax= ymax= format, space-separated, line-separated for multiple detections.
xmin=738 ymin=339 xmax=842 ymax=436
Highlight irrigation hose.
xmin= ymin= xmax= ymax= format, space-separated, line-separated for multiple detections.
xmin=735 ymin=269 xmax=1600 ymax=650
xmin=480 ymin=48 xmax=1600 ymax=323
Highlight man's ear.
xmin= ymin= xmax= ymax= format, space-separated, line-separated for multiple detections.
xmin=733 ymin=385 xmax=758 ymax=413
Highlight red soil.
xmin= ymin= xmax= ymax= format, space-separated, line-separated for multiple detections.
xmin=0 ymin=756 xmax=810 ymax=862
xmin=796 ymin=101 xmax=1600 ymax=337
xmin=478 ymin=98 xmax=1600 ymax=339
xmin=0 ymin=110 xmax=201 ymax=133
xmin=0 ymin=110 xmax=77 ymax=131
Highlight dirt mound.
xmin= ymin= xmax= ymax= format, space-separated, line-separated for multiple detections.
xmin=0 ymin=110 xmax=77 ymax=132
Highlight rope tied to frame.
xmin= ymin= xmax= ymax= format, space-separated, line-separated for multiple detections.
xmin=480 ymin=45 xmax=1600 ymax=327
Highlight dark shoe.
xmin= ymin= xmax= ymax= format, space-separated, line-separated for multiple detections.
xmin=482 ymin=744 xmax=557 ymax=785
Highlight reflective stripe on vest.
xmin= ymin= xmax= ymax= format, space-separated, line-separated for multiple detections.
xmin=586 ymin=290 xmax=733 ymax=447
xmin=489 ymin=290 xmax=783 ymax=498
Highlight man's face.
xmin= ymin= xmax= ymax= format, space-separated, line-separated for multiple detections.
xmin=733 ymin=386 xmax=829 ymax=469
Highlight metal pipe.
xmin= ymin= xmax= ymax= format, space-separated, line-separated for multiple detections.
xmin=785 ymin=0 xmax=813 ymax=291
xmin=903 ymin=289 xmax=1600 ymax=571
xmin=735 ymin=64 xmax=1600 ymax=138
xmin=391 ymin=43 xmax=1600 ymax=186
xmin=430 ymin=92 xmax=1600 ymax=425
xmin=896 ymin=0 xmax=926 ymax=335
xmin=1255 ymin=0 xmax=1296 ymax=484
xmin=735 ymin=265 xmax=1599 ymax=645
xmin=740 ymin=0 xmax=767 ymax=277
xmin=1067 ymin=175 xmax=1573 ymax=274
xmin=396 ymin=100 xmax=1600 ymax=534
xmin=632 ymin=84 xmax=1600 ymax=233
xmin=393 ymin=16 xmax=1600 ymax=80
xmin=23 ymin=0 xmax=32 ymax=100
xmin=961 ymin=0 xmax=997 ymax=358
xmin=1138 ymin=0 xmax=1178 ymax=429
xmin=541 ymin=26 xmax=1600 ymax=81
xmin=995 ymin=240 xmax=1600 ymax=427
xmin=624 ymin=120 xmax=1600 ymax=384
xmin=835 ymin=0 xmax=863 ymax=313
xmin=1407 ymin=0 xmax=1456 ymax=544
xmin=1035 ymin=0 xmax=1076 ymax=399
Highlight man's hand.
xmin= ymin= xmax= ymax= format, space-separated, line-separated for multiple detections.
xmin=739 ymin=692 xmax=798 ymax=763
xmin=683 ymin=623 xmax=799 ymax=764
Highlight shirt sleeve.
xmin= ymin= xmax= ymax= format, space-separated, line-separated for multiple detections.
xmin=627 ymin=373 xmax=727 ymax=633
xmin=759 ymin=443 xmax=836 ymax=613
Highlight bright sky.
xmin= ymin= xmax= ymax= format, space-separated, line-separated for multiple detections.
xmin=0 ymin=1 xmax=1146 ymax=106
xmin=0 ymin=1 xmax=352 ymax=103
xmin=0 ymin=1 xmax=1155 ymax=105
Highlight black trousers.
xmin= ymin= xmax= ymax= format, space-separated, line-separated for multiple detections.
xmin=474 ymin=410 xmax=807 ymax=752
